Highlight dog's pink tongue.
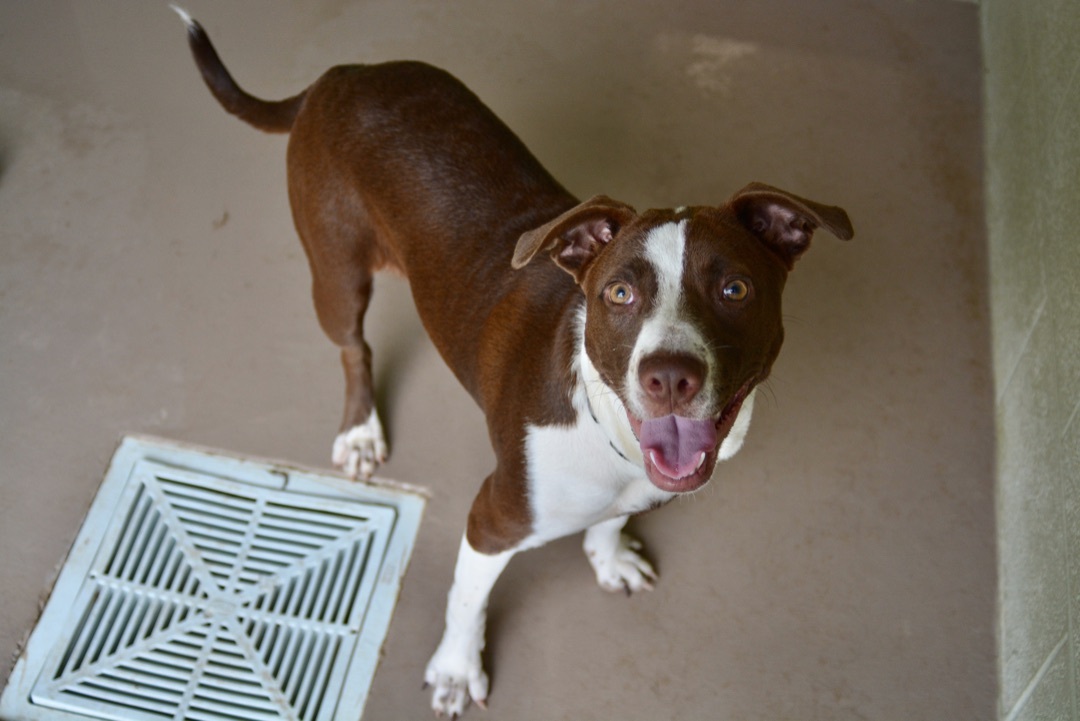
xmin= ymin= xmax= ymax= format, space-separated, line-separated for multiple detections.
xmin=639 ymin=415 xmax=717 ymax=480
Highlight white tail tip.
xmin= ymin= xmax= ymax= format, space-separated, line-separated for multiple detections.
xmin=169 ymin=4 xmax=195 ymax=29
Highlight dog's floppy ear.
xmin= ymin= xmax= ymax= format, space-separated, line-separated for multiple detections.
xmin=729 ymin=183 xmax=854 ymax=270
xmin=512 ymin=195 xmax=638 ymax=282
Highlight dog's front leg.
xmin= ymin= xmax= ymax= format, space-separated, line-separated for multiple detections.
xmin=583 ymin=515 xmax=658 ymax=594
xmin=426 ymin=535 xmax=515 ymax=716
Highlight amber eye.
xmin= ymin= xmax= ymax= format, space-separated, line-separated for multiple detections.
xmin=721 ymin=279 xmax=750 ymax=302
xmin=605 ymin=282 xmax=635 ymax=305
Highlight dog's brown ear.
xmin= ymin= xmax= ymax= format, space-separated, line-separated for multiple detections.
xmin=729 ymin=183 xmax=854 ymax=270
xmin=513 ymin=196 xmax=638 ymax=282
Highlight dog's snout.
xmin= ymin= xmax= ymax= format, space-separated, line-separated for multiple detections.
xmin=638 ymin=352 xmax=706 ymax=414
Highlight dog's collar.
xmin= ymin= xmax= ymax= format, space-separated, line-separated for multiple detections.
xmin=583 ymin=390 xmax=632 ymax=463
xmin=573 ymin=305 xmax=642 ymax=466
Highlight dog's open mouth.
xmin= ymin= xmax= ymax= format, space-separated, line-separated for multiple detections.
xmin=627 ymin=384 xmax=751 ymax=493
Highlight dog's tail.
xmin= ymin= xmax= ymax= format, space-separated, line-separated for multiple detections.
xmin=172 ymin=5 xmax=304 ymax=133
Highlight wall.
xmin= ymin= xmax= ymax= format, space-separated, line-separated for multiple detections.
xmin=983 ymin=0 xmax=1080 ymax=718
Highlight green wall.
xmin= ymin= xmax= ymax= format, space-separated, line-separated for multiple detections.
xmin=983 ymin=0 xmax=1080 ymax=718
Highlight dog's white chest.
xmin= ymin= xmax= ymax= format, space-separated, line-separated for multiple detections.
xmin=521 ymin=409 xmax=673 ymax=546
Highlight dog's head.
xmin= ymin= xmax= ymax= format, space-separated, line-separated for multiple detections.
xmin=513 ymin=183 xmax=854 ymax=492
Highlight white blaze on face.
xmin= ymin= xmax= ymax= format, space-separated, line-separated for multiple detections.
xmin=625 ymin=220 xmax=713 ymax=419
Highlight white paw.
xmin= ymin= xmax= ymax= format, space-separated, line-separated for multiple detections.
xmin=331 ymin=411 xmax=388 ymax=480
xmin=586 ymin=532 xmax=658 ymax=594
xmin=424 ymin=646 xmax=488 ymax=717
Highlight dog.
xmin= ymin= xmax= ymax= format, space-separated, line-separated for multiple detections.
xmin=176 ymin=8 xmax=853 ymax=717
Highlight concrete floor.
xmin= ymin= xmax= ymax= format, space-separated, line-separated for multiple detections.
xmin=0 ymin=1 xmax=994 ymax=719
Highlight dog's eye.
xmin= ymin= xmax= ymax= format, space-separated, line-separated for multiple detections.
xmin=721 ymin=279 xmax=750 ymax=302
xmin=604 ymin=282 xmax=635 ymax=306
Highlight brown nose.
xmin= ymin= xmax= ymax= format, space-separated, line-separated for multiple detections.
xmin=638 ymin=352 xmax=707 ymax=414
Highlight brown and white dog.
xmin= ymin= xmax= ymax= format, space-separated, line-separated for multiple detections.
xmin=176 ymin=9 xmax=853 ymax=717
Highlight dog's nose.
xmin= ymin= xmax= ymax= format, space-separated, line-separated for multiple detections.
xmin=638 ymin=352 xmax=707 ymax=414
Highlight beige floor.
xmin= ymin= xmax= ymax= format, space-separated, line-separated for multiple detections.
xmin=0 ymin=1 xmax=994 ymax=719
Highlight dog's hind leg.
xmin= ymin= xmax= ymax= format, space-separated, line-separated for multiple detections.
xmin=328 ymin=284 xmax=388 ymax=480
xmin=288 ymin=164 xmax=390 ymax=478
xmin=316 ymin=258 xmax=389 ymax=479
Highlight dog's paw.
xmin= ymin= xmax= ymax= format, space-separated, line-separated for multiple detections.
xmin=424 ymin=648 xmax=488 ymax=717
xmin=332 ymin=411 xmax=388 ymax=480
xmin=586 ymin=532 xmax=658 ymax=594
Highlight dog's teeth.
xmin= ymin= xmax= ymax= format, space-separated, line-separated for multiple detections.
xmin=695 ymin=452 xmax=707 ymax=470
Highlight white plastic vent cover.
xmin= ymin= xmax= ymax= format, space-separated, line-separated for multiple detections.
xmin=1 ymin=436 xmax=425 ymax=721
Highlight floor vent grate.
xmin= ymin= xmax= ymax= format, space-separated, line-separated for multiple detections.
xmin=1 ymin=436 xmax=425 ymax=721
